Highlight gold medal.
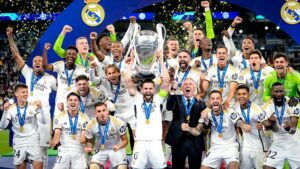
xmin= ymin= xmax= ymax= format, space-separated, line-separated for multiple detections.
xmin=179 ymin=87 xmax=182 ymax=92
xmin=146 ymin=119 xmax=150 ymax=124
xmin=255 ymin=90 xmax=259 ymax=94
xmin=219 ymin=88 xmax=223 ymax=93
xmin=30 ymin=92 xmax=34 ymax=96
xmin=19 ymin=126 xmax=24 ymax=133
xmin=218 ymin=133 xmax=223 ymax=138
xmin=101 ymin=144 xmax=105 ymax=149
xmin=186 ymin=115 xmax=190 ymax=122
xmin=67 ymin=86 xmax=71 ymax=91
xmin=71 ymin=135 xmax=77 ymax=140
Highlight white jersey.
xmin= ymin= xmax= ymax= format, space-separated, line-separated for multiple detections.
xmin=238 ymin=66 xmax=274 ymax=106
xmin=204 ymin=64 xmax=238 ymax=102
xmin=133 ymin=93 xmax=165 ymax=141
xmin=85 ymin=116 xmax=126 ymax=150
xmin=190 ymin=55 xmax=218 ymax=73
xmin=234 ymin=102 xmax=268 ymax=151
xmin=96 ymin=55 xmax=127 ymax=76
xmin=101 ymin=78 xmax=133 ymax=116
xmin=21 ymin=64 xmax=56 ymax=113
xmin=53 ymin=111 xmax=89 ymax=151
xmin=174 ymin=67 xmax=202 ymax=94
xmin=70 ymin=87 xmax=110 ymax=119
xmin=200 ymin=108 xmax=240 ymax=149
xmin=52 ymin=61 xmax=87 ymax=104
xmin=6 ymin=102 xmax=41 ymax=147
xmin=259 ymin=98 xmax=300 ymax=144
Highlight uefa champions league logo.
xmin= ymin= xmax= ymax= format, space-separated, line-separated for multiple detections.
xmin=81 ymin=0 xmax=105 ymax=26
xmin=281 ymin=0 xmax=300 ymax=24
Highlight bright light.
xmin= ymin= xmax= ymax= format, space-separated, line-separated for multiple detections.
xmin=239 ymin=29 xmax=243 ymax=34
xmin=260 ymin=46 xmax=265 ymax=50
xmin=276 ymin=26 xmax=280 ymax=30
xmin=265 ymin=26 xmax=268 ymax=30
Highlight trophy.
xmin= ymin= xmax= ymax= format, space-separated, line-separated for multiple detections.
xmin=129 ymin=24 xmax=166 ymax=80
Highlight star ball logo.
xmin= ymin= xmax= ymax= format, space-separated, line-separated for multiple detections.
xmin=81 ymin=0 xmax=105 ymax=26
xmin=280 ymin=0 xmax=300 ymax=24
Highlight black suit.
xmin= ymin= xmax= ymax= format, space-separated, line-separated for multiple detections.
xmin=166 ymin=94 xmax=206 ymax=169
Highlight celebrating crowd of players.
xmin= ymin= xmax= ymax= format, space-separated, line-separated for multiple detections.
xmin=1 ymin=1 xmax=300 ymax=169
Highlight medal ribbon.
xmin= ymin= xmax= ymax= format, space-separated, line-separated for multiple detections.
xmin=143 ymin=102 xmax=153 ymax=121
xmin=250 ymin=68 xmax=262 ymax=90
xmin=177 ymin=67 xmax=191 ymax=87
xmin=68 ymin=112 xmax=79 ymax=135
xmin=30 ymin=72 xmax=44 ymax=93
xmin=79 ymin=55 xmax=89 ymax=68
xmin=16 ymin=103 xmax=28 ymax=127
xmin=217 ymin=64 xmax=229 ymax=89
xmin=274 ymin=99 xmax=286 ymax=126
xmin=211 ymin=110 xmax=224 ymax=134
xmin=201 ymin=56 xmax=213 ymax=71
xmin=240 ymin=101 xmax=251 ymax=124
xmin=64 ymin=66 xmax=75 ymax=87
xmin=242 ymin=57 xmax=247 ymax=69
xmin=181 ymin=96 xmax=195 ymax=117
xmin=113 ymin=83 xmax=121 ymax=103
xmin=98 ymin=118 xmax=110 ymax=145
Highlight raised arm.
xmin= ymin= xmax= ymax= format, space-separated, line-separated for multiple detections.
xmin=6 ymin=27 xmax=25 ymax=70
xmin=0 ymin=102 xmax=11 ymax=129
xmin=90 ymin=32 xmax=105 ymax=62
xmin=53 ymin=25 xmax=72 ymax=58
xmin=42 ymin=43 xmax=54 ymax=71
xmin=107 ymin=24 xmax=117 ymax=43
xmin=202 ymin=1 xmax=215 ymax=39
xmin=124 ymin=57 xmax=137 ymax=96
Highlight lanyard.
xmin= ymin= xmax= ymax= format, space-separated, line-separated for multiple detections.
xmin=201 ymin=56 xmax=213 ymax=71
xmin=79 ymin=55 xmax=89 ymax=68
xmin=211 ymin=110 xmax=224 ymax=134
xmin=274 ymin=99 xmax=286 ymax=126
xmin=16 ymin=103 xmax=28 ymax=127
xmin=64 ymin=66 xmax=75 ymax=87
xmin=68 ymin=112 xmax=79 ymax=135
xmin=242 ymin=57 xmax=247 ymax=69
xmin=98 ymin=118 xmax=110 ymax=145
xmin=217 ymin=64 xmax=229 ymax=88
xmin=30 ymin=72 xmax=44 ymax=93
xmin=181 ymin=96 xmax=195 ymax=116
xmin=177 ymin=67 xmax=191 ymax=87
xmin=250 ymin=69 xmax=262 ymax=89
xmin=143 ymin=102 xmax=153 ymax=120
xmin=240 ymin=101 xmax=251 ymax=124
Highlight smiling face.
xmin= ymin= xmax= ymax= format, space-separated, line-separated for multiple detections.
xmin=272 ymin=85 xmax=285 ymax=104
xmin=15 ymin=87 xmax=28 ymax=103
xmin=274 ymin=57 xmax=288 ymax=75
xmin=236 ymin=88 xmax=250 ymax=107
xmin=67 ymin=95 xmax=80 ymax=112
xmin=242 ymin=38 xmax=255 ymax=57
xmin=194 ymin=29 xmax=205 ymax=43
xmin=32 ymin=56 xmax=44 ymax=74
xmin=76 ymin=79 xmax=89 ymax=97
xmin=249 ymin=53 xmax=262 ymax=71
xmin=105 ymin=66 xmax=120 ymax=85
xmin=209 ymin=92 xmax=223 ymax=113
xmin=95 ymin=104 xmax=109 ymax=124
xmin=76 ymin=37 xmax=89 ymax=55
xmin=182 ymin=78 xmax=196 ymax=98
xmin=99 ymin=36 xmax=112 ymax=51
xmin=167 ymin=40 xmax=179 ymax=56
xmin=111 ymin=42 xmax=123 ymax=62
xmin=216 ymin=47 xmax=228 ymax=68
xmin=141 ymin=81 xmax=155 ymax=102
xmin=65 ymin=48 xmax=77 ymax=65
xmin=178 ymin=51 xmax=191 ymax=70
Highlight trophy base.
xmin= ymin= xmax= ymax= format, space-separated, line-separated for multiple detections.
xmin=138 ymin=72 xmax=156 ymax=80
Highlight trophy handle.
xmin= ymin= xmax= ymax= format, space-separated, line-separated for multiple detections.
xmin=124 ymin=23 xmax=140 ymax=65
xmin=156 ymin=24 xmax=166 ymax=52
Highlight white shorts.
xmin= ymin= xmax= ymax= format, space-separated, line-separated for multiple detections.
xmin=202 ymin=146 xmax=239 ymax=168
xmin=240 ymin=148 xmax=264 ymax=169
xmin=13 ymin=145 xmax=43 ymax=165
xmin=263 ymin=140 xmax=300 ymax=168
xmin=91 ymin=148 xmax=127 ymax=167
xmin=131 ymin=140 xmax=166 ymax=168
xmin=53 ymin=149 xmax=87 ymax=169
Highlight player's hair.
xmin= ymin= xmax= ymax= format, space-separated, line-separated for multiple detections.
xmin=140 ymin=79 xmax=155 ymax=88
xmin=273 ymin=53 xmax=288 ymax=62
xmin=243 ymin=36 xmax=255 ymax=45
xmin=272 ymin=82 xmax=283 ymax=89
xmin=194 ymin=27 xmax=205 ymax=35
xmin=67 ymin=92 xmax=80 ymax=100
xmin=216 ymin=45 xmax=228 ymax=52
xmin=177 ymin=49 xmax=191 ymax=57
xmin=66 ymin=45 xmax=79 ymax=53
xmin=105 ymin=64 xmax=120 ymax=75
xmin=94 ymin=102 xmax=107 ymax=109
xmin=167 ymin=36 xmax=178 ymax=43
xmin=182 ymin=77 xmax=197 ymax=88
xmin=75 ymin=75 xmax=89 ymax=83
xmin=249 ymin=49 xmax=263 ymax=59
xmin=76 ymin=36 xmax=87 ymax=43
xmin=96 ymin=33 xmax=109 ymax=46
xmin=209 ymin=90 xmax=222 ymax=98
xmin=236 ymin=84 xmax=250 ymax=93
xmin=112 ymin=41 xmax=122 ymax=46
xmin=14 ymin=83 xmax=28 ymax=93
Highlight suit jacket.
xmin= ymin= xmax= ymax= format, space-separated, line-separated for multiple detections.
xmin=165 ymin=94 xmax=206 ymax=150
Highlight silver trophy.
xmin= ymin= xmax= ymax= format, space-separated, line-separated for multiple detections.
xmin=129 ymin=24 xmax=166 ymax=79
